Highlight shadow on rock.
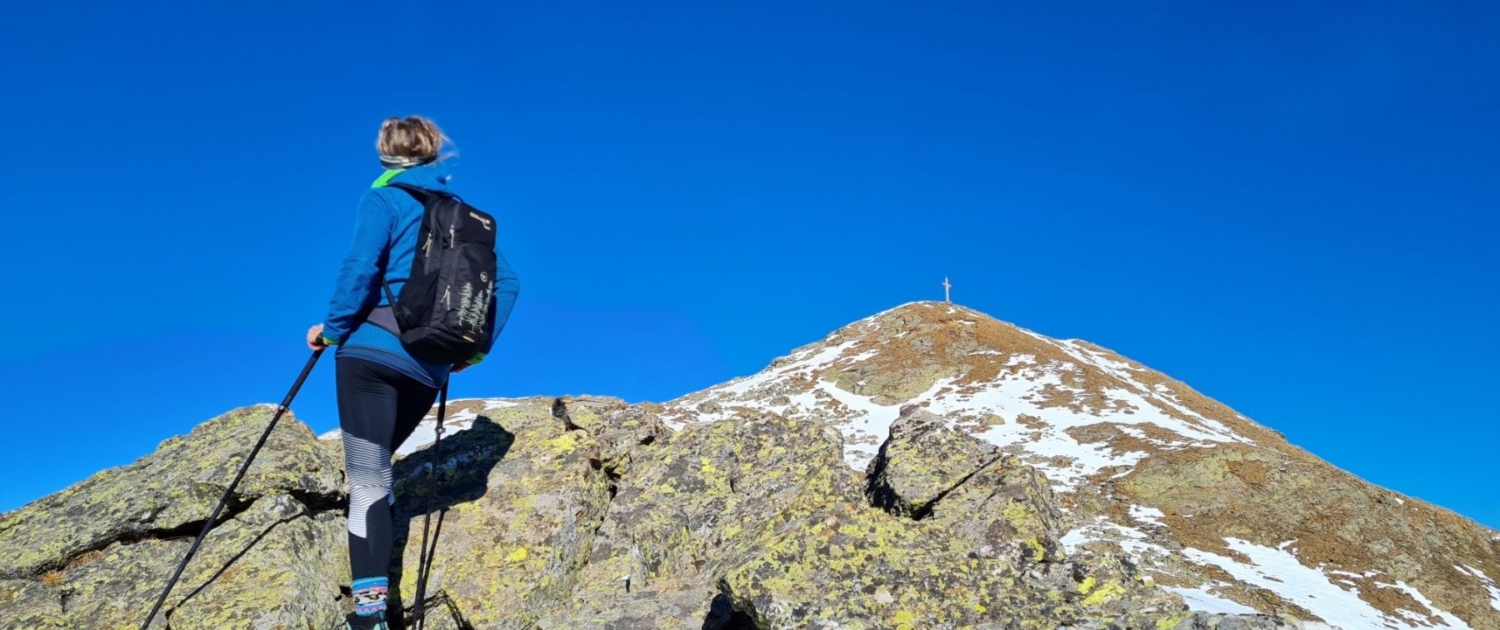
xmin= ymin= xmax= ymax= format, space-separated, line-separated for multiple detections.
xmin=701 ymin=593 xmax=756 ymax=630
xmin=170 ymin=510 xmax=307 ymax=611
xmin=387 ymin=415 xmax=514 ymax=629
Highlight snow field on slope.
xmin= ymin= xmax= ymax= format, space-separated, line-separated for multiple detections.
xmin=1456 ymin=566 xmax=1500 ymax=613
xmin=674 ymin=319 xmax=1252 ymax=491
xmin=1061 ymin=519 xmax=1472 ymax=629
xmin=1181 ymin=539 xmax=1474 ymax=630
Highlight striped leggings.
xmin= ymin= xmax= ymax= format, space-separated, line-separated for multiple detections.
xmin=337 ymin=357 xmax=439 ymax=580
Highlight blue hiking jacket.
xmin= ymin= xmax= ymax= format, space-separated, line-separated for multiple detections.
xmin=321 ymin=163 xmax=519 ymax=387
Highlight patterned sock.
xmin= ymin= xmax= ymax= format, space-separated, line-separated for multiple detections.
xmin=352 ymin=576 xmax=389 ymax=617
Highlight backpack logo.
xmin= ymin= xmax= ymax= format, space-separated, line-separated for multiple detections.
xmin=470 ymin=211 xmax=493 ymax=230
xmin=457 ymin=281 xmax=491 ymax=331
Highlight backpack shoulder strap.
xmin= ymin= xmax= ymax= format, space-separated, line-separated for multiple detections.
xmin=390 ymin=182 xmax=463 ymax=206
xmin=373 ymin=182 xmax=440 ymax=311
xmin=387 ymin=182 xmax=436 ymax=202
xmin=373 ymin=170 xmax=458 ymax=202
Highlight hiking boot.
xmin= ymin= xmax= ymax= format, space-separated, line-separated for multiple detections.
xmin=343 ymin=611 xmax=390 ymax=630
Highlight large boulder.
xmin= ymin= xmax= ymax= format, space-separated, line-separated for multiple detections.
xmin=538 ymin=405 xmax=1215 ymax=630
xmin=0 ymin=493 xmax=345 ymax=630
xmin=0 ymin=406 xmax=343 ymax=581
xmin=705 ymin=411 xmax=1184 ymax=630
xmin=168 ymin=493 xmax=347 ymax=629
xmin=0 ymin=406 xmax=345 ymax=630
xmin=867 ymin=406 xmax=1068 ymax=565
xmin=541 ymin=409 xmax=855 ymax=628
xmin=395 ymin=398 xmax=657 ymax=630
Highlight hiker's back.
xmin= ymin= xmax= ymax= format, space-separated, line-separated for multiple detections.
xmin=308 ymin=114 xmax=520 ymax=630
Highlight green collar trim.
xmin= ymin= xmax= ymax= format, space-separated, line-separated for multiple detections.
xmin=371 ymin=169 xmax=405 ymax=188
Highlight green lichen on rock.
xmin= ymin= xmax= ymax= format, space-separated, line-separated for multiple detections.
xmin=535 ymin=405 xmax=1198 ymax=630
xmin=169 ymin=494 xmax=347 ymax=629
xmin=0 ymin=389 xmax=1313 ymax=630
xmin=866 ymin=406 xmax=1068 ymax=566
xmin=0 ymin=578 xmax=67 ymax=629
xmin=541 ymin=408 xmax=850 ymax=628
xmin=698 ymin=411 xmax=1185 ymax=629
xmin=0 ymin=494 xmax=344 ymax=630
xmin=0 ymin=406 xmax=342 ymax=580
xmin=396 ymin=399 xmax=622 ymax=629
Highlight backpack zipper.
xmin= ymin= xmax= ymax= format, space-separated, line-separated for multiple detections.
xmin=441 ymin=200 xmax=459 ymax=310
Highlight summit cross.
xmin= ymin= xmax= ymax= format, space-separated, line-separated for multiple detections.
xmin=943 ymin=277 xmax=952 ymax=303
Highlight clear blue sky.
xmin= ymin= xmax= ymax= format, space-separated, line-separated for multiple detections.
xmin=2 ymin=1 xmax=1496 ymax=528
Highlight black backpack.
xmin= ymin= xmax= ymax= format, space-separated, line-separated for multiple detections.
xmin=380 ymin=183 xmax=500 ymax=365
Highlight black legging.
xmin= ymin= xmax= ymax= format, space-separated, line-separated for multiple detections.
xmin=337 ymin=357 xmax=440 ymax=580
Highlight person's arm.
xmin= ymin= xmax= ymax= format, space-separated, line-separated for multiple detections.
xmin=319 ymin=192 xmax=394 ymax=346
xmin=463 ymin=249 xmax=519 ymax=367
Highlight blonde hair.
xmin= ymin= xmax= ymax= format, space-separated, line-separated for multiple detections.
xmin=376 ymin=116 xmax=449 ymax=161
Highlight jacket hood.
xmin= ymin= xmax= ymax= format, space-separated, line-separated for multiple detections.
xmin=381 ymin=162 xmax=453 ymax=193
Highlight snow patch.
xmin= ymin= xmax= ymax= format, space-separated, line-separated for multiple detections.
xmin=1457 ymin=565 xmax=1500 ymax=613
xmin=1068 ymin=341 xmax=1140 ymax=382
xmin=1005 ymin=353 xmax=1036 ymax=366
xmin=812 ymin=379 xmax=901 ymax=468
xmin=397 ymin=404 xmax=489 ymax=457
xmin=1022 ymin=328 xmax=1248 ymax=440
xmin=1384 ymin=581 xmax=1472 ymax=629
xmin=318 ymin=398 xmax=522 ymax=446
xmin=1183 ymin=538 xmax=1472 ymax=630
xmin=1163 ymin=586 xmax=1258 ymax=615
xmin=1130 ymin=505 xmax=1167 ymax=528
xmin=1060 ymin=516 xmax=1172 ymax=563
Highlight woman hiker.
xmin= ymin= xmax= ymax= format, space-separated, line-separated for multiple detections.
xmin=307 ymin=116 xmax=519 ymax=630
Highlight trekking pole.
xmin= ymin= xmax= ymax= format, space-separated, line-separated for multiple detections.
xmin=138 ymin=348 xmax=325 ymax=630
xmin=412 ymin=379 xmax=448 ymax=630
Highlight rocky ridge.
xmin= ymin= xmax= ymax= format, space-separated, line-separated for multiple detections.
xmin=1 ymin=302 xmax=1495 ymax=629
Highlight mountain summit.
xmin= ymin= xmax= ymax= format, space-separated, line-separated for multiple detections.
xmin=2 ymin=302 xmax=1496 ymax=629
xmin=664 ymin=302 xmax=1500 ymax=629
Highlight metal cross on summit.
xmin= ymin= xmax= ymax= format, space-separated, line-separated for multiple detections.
xmin=943 ymin=277 xmax=952 ymax=303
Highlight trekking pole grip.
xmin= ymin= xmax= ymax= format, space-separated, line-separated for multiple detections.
xmin=137 ymin=348 xmax=325 ymax=629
